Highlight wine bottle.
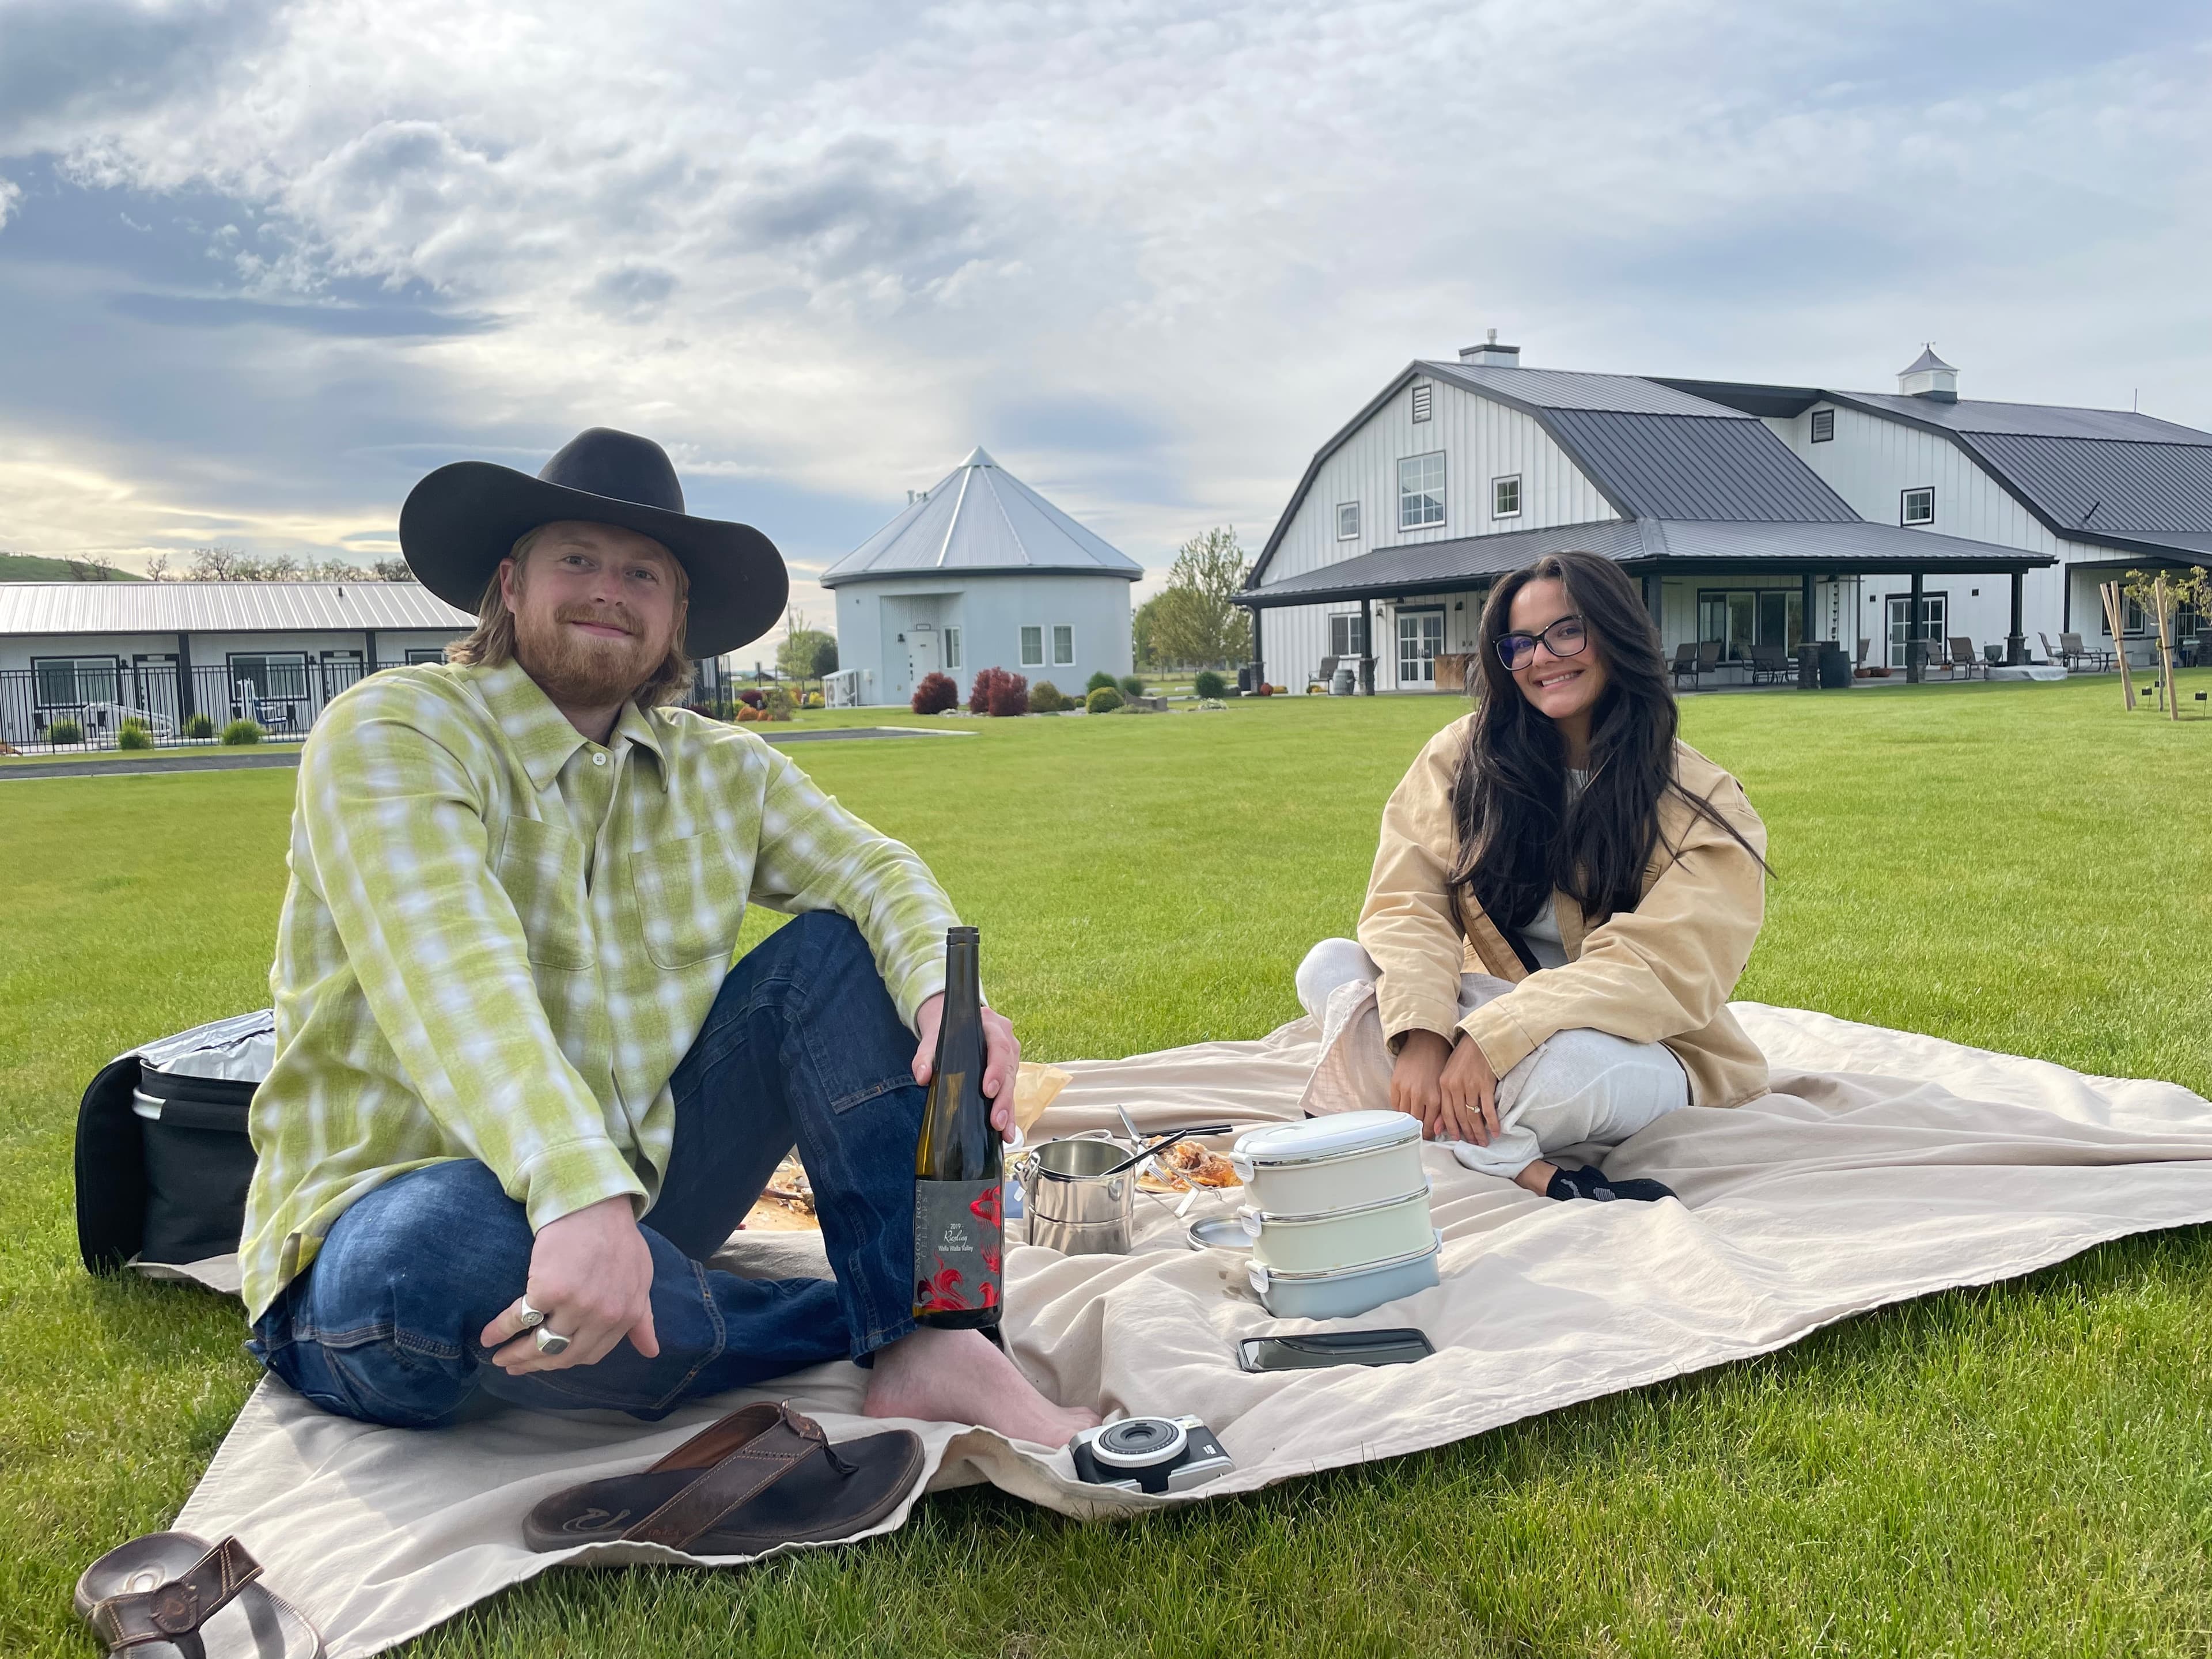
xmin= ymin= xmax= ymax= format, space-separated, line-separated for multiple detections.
xmin=912 ymin=926 xmax=1003 ymax=1330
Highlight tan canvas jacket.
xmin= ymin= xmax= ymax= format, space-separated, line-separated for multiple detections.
xmin=1357 ymin=714 xmax=1770 ymax=1108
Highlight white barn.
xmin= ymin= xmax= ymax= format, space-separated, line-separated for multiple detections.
xmin=821 ymin=448 xmax=1142 ymax=707
xmin=1239 ymin=338 xmax=2211 ymax=690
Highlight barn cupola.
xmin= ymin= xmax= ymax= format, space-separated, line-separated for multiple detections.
xmin=1459 ymin=328 xmax=1521 ymax=368
xmin=1897 ymin=344 xmax=1959 ymax=402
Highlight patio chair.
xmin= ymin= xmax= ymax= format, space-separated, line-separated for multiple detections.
xmin=1748 ymin=644 xmax=1790 ymax=685
xmin=1669 ymin=642 xmax=1713 ymax=687
xmin=2061 ymin=632 xmax=2113 ymax=672
xmin=1944 ymin=638 xmax=1986 ymax=679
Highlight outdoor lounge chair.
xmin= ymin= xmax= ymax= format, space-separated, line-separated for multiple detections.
xmin=1748 ymin=644 xmax=1790 ymax=685
xmin=2061 ymin=632 xmax=2113 ymax=672
xmin=1670 ymin=642 xmax=1718 ymax=687
xmin=1944 ymin=638 xmax=1986 ymax=679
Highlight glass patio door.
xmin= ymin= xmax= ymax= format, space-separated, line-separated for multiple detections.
xmin=1397 ymin=610 xmax=1444 ymax=685
xmin=1887 ymin=596 xmax=1946 ymax=668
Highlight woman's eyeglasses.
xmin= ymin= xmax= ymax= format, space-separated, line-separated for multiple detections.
xmin=1496 ymin=615 xmax=1588 ymax=671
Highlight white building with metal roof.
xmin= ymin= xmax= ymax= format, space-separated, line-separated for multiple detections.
xmin=1241 ymin=337 xmax=2209 ymax=691
xmin=820 ymin=447 xmax=1142 ymax=707
xmin=0 ymin=579 xmax=474 ymax=747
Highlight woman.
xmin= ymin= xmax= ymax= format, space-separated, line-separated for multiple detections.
xmin=1297 ymin=551 xmax=1770 ymax=1204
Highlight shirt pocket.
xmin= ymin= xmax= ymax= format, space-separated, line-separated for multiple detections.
xmin=631 ymin=834 xmax=739 ymax=969
xmin=494 ymin=817 xmax=592 ymax=971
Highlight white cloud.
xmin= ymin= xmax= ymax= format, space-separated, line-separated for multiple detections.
xmin=2 ymin=0 xmax=2208 ymax=585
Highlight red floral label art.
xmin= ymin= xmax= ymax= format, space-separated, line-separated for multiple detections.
xmin=914 ymin=1178 xmax=1004 ymax=1313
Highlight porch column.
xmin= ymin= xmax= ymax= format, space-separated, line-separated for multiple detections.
xmin=1800 ymin=571 xmax=1816 ymax=642
xmin=1642 ymin=573 xmax=1662 ymax=639
xmin=175 ymin=632 xmax=196 ymax=721
xmin=1359 ymin=597 xmax=1374 ymax=695
xmin=2007 ymin=572 xmax=2026 ymax=664
xmin=365 ymin=630 xmax=379 ymax=673
xmin=1906 ymin=571 xmax=1925 ymax=683
xmin=1249 ymin=608 xmax=1263 ymax=691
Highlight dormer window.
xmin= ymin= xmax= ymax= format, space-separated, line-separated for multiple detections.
xmin=1810 ymin=408 xmax=1835 ymax=443
xmin=1411 ymin=383 xmax=1433 ymax=423
xmin=1902 ymin=487 xmax=1934 ymax=526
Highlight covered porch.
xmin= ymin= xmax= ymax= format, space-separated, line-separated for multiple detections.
xmin=1236 ymin=518 xmax=2057 ymax=693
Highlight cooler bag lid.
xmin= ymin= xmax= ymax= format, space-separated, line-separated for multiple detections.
xmin=74 ymin=1009 xmax=275 ymax=1272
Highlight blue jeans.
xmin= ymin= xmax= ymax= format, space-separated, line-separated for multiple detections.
xmin=249 ymin=911 xmax=926 ymax=1425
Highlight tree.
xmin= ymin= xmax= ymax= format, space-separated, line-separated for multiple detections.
xmin=776 ymin=606 xmax=838 ymax=680
xmin=372 ymin=558 xmax=416 ymax=583
xmin=188 ymin=544 xmax=249 ymax=581
xmin=1145 ymin=526 xmax=1251 ymax=668
xmin=145 ymin=554 xmax=172 ymax=581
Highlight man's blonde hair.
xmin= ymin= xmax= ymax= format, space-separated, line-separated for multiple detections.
xmin=445 ymin=524 xmax=695 ymax=707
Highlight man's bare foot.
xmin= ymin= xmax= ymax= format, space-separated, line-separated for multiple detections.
xmin=863 ymin=1327 xmax=1101 ymax=1447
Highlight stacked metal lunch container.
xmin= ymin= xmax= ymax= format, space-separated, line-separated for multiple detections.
xmin=1229 ymin=1111 xmax=1441 ymax=1319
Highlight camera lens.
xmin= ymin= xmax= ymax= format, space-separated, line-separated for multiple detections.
xmin=1092 ymin=1416 xmax=1189 ymax=1469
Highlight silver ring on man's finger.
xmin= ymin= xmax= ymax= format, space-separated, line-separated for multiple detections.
xmin=533 ymin=1326 xmax=574 ymax=1357
xmin=514 ymin=1297 xmax=547 ymax=1331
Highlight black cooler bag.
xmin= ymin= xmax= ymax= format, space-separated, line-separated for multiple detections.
xmin=75 ymin=1009 xmax=272 ymax=1273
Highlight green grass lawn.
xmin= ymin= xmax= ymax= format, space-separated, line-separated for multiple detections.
xmin=4 ymin=677 xmax=2211 ymax=1656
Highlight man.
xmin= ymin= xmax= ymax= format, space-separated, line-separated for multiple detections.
xmin=241 ymin=427 xmax=1096 ymax=1446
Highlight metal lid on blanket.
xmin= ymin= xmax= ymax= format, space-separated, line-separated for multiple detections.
xmin=1231 ymin=1109 xmax=1421 ymax=1168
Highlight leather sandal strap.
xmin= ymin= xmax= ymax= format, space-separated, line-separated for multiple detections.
xmin=623 ymin=1402 xmax=831 ymax=1550
xmin=89 ymin=1537 xmax=262 ymax=1652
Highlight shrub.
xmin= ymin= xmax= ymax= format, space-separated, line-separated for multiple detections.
xmin=1192 ymin=669 xmax=1226 ymax=700
xmin=968 ymin=666 xmax=1028 ymax=717
xmin=116 ymin=721 xmax=154 ymax=751
xmin=802 ymin=691 xmax=824 ymax=709
xmin=762 ymin=685 xmax=795 ymax=720
xmin=182 ymin=713 xmax=216 ymax=740
xmin=1029 ymin=680 xmax=1070 ymax=713
xmin=222 ymin=718 xmax=264 ymax=745
xmin=1118 ymin=675 xmax=1145 ymax=698
xmin=912 ymin=672 xmax=960 ymax=715
xmin=1085 ymin=670 xmax=1118 ymax=694
xmin=1085 ymin=686 xmax=1124 ymax=715
xmin=46 ymin=717 xmax=84 ymax=745
xmin=736 ymin=688 xmax=765 ymax=710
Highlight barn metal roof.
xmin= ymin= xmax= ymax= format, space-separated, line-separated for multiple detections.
xmin=0 ymin=581 xmax=475 ymax=635
xmin=1422 ymin=362 xmax=1743 ymax=418
xmin=1828 ymin=391 xmax=2212 ymax=445
xmin=820 ymin=447 xmax=1143 ymax=589
xmin=1238 ymin=518 xmax=2052 ymax=608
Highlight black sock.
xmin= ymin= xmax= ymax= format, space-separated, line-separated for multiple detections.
xmin=1544 ymin=1164 xmax=1677 ymax=1203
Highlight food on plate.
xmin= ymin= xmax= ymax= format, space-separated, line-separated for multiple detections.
xmin=1138 ymin=1139 xmax=1242 ymax=1191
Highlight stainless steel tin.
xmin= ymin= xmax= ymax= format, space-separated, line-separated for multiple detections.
xmin=1014 ymin=1135 xmax=1135 ymax=1256
xmin=1246 ymin=1234 xmax=1444 ymax=1319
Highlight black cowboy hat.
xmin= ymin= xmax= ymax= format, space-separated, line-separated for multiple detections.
xmin=398 ymin=427 xmax=787 ymax=658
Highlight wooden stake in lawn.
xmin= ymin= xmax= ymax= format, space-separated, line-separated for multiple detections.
xmin=2100 ymin=582 xmax=2136 ymax=710
xmin=2153 ymin=573 xmax=2179 ymax=722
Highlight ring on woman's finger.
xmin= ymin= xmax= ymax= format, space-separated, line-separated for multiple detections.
xmin=533 ymin=1326 xmax=574 ymax=1357
xmin=513 ymin=1297 xmax=548 ymax=1331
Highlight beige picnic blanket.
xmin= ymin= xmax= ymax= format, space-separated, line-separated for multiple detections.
xmin=176 ymin=1003 xmax=2212 ymax=1658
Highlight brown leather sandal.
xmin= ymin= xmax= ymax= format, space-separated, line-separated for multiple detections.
xmin=524 ymin=1400 xmax=924 ymax=1556
xmin=74 ymin=1532 xmax=324 ymax=1658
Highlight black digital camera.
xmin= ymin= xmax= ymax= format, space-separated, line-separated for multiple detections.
xmin=1069 ymin=1415 xmax=1234 ymax=1495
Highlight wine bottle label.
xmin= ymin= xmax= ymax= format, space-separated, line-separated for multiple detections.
xmin=914 ymin=1178 xmax=1003 ymax=1316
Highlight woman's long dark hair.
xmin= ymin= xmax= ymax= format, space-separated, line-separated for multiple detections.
xmin=1449 ymin=550 xmax=1766 ymax=930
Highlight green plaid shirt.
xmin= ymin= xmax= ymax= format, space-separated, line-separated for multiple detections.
xmin=240 ymin=657 xmax=957 ymax=1320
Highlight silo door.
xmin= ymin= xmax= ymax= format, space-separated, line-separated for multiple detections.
xmin=907 ymin=622 xmax=939 ymax=688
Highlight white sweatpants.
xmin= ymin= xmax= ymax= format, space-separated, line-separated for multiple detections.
xmin=1296 ymin=938 xmax=1688 ymax=1180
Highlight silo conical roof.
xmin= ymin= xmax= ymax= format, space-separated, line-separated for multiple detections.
xmin=820 ymin=449 xmax=1143 ymax=587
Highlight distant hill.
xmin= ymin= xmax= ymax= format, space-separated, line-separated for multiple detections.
xmin=0 ymin=553 xmax=147 ymax=581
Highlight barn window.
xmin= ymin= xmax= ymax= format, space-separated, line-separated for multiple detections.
xmin=1336 ymin=501 xmax=1360 ymax=540
xmin=1052 ymin=624 xmax=1074 ymax=666
xmin=1329 ymin=613 xmax=1367 ymax=658
xmin=32 ymin=656 xmax=120 ymax=708
xmin=1810 ymin=408 xmax=1835 ymax=442
xmin=944 ymin=627 xmax=961 ymax=670
xmin=1398 ymin=452 xmax=1446 ymax=529
xmin=1020 ymin=625 xmax=1044 ymax=666
xmin=1411 ymin=383 xmax=1433 ymax=423
xmin=1492 ymin=475 xmax=1521 ymax=520
xmin=1901 ymin=487 xmax=1934 ymax=526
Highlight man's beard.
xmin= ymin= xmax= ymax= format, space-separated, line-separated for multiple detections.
xmin=512 ymin=601 xmax=665 ymax=707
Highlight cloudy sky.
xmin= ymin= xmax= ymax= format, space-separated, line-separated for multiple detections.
xmin=1 ymin=0 xmax=2205 ymax=640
